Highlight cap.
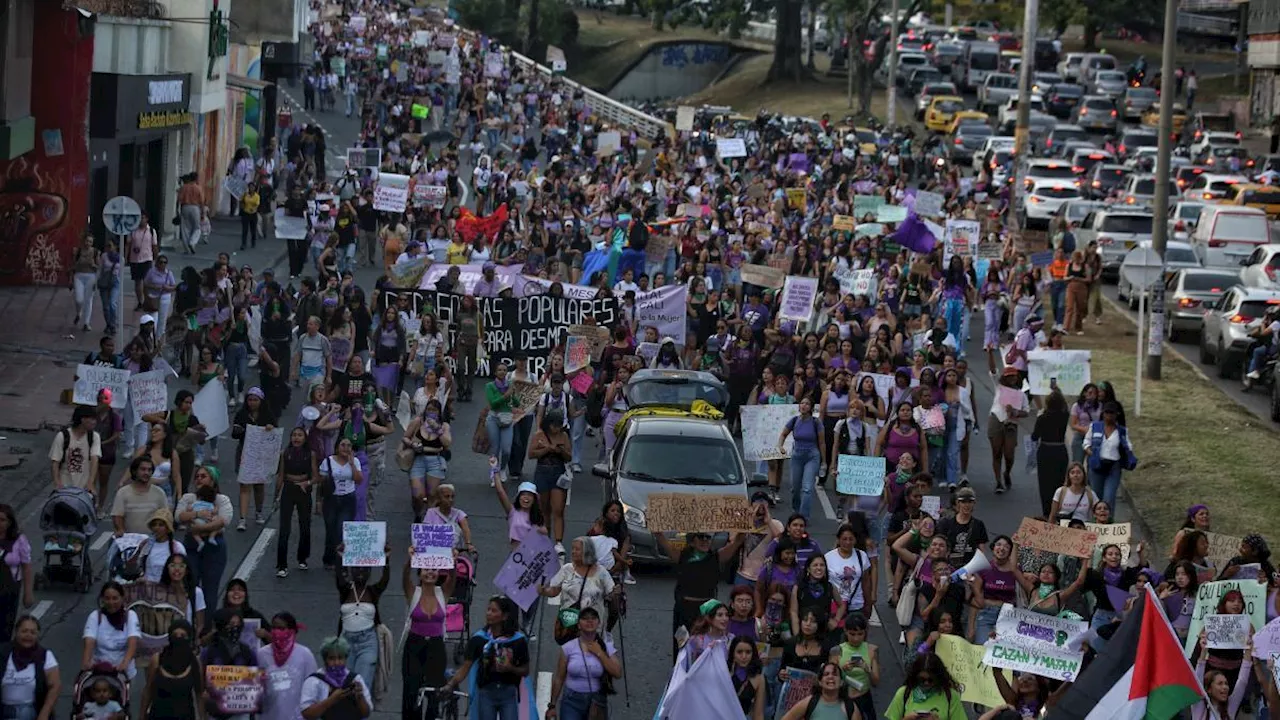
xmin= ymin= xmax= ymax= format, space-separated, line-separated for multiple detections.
xmin=139 ymin=314 xmax=156 ymax=325
xmin=262 ymin=268 xmax=275 ymax=276
xmin=516 ymin=481 xmax=539 ymax=497
xmin=246 ymin=387 xmax=265 ymax=399
xmin=699 ymin=598 xmax=724 ymax=616
xmin=750 ymin=490 xmax=771 ymax=504
xmin=482 ymin=261 xmax=496 ymax=272
xmin=956 ymin=487 xmax=977 ymax=501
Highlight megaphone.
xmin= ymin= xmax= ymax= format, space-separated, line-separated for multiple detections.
xmin=949 ymin=552 xmax=991 ymax=583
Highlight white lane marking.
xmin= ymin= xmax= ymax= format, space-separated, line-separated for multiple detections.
xmin=30 ymin=600 xmax=52 ymax=620
xmin=232 ymin=528 xmax=277 ymax=581
xmin=91 ymin=531 xmax=112 ymax=552
xmin=536 ymin=671 xmax=552 ymax=720
xmin=817 ymin=485 xmax=837 ymax=522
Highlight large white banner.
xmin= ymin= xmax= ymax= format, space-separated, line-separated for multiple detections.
xmin=1026 ymin=350 xmax=1092 ymax=395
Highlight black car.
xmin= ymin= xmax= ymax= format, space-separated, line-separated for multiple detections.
xmin=1086 ymin=163 xmax=1129 ymax=200
xmin=1046 ymin=83 xmax=1084 ymax=118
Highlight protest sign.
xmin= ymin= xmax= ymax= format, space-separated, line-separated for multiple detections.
xmin=240 ymin=618 xmax=261 ymax=654
xmin=852 ymin=195 xmax=883 ymax=218
xmin=127 ymin=369 xmax=167 ymax=416
xmin=569 ymin=324 xmax=610 ymax=363
xmin=597 ymin=131 xmax=622 ymax=155
xmin=1013 ymin=517 xmax=1098 ymax=558
xmin=915 ymin=191 xmax=945 ymax=217
xmin=1203 ymin=532 xmax=1243 ymax=572
xmin=484 ymin=52 xmax=503 ymax=77
xmin=944 ymin=219 xmax=981 ymax=262
xmin=222 ymin=176 xmax=247 ymax=200
xmin=564 ymin=335 xmax=591 ymax=373
xmin=855 ymin=223 xmax=885 ymax=239
xmin=876 ymin=205 xmax=908 ymax=224
xmin=994 ymin=603 xmax=1090 ymax=652
xmin=773 ymin=668 xmax=816 ymax=720
xmin=634 ymin=285 xmax=687 ymax=346
xmin=741 ymin=404 xmax=798 ymax=461
xmin=373 ymin=173 xmax=410 ymax=213
xmin=983 ymin=638 xmax=1084 ymax=681
xmin=645 ymin=494 xmax=753 ymax=534
xmin=346 ymin=147 xmax=381 ymax=168
xmin=122 ymin=582 xmax=187 ymax=657
xmin=836 ymin=455 xmax=885 ymax=496
xmin=1030 ymin=250 xmax=1055 ymax=267
xmin=412 ymin=523 xmax=455 ymax=569
xmin=1060 ymin=521 xmax=1133 ymax=563
xmin=829 ymin=215 xmax=854 ymax=232
xmin=413 ymin=184 xmax=447 ymax=209
xmin=935 ymin=635 xmax=1011 ymax=708
xmin=835 ymin=267 xmax=877 ymax=299
xmin=273 ymin=209 xmax=308 ymax=240
xmin=493 ymin=531 xmax=560 ymax=611
xmin=716 ymin=138 xmax=746 ymax=158
xmin=342 ymin=521 xmax=387 ymax=566
xmin=1027 ymin=350 xmax=1092 ymax=395
xmin=921 ymin=495 xmax=941 ymax=518
xmin=238 ymin=426 xmax=283 ymax=485
xmin=413 ymin=29 xmax=430 ymax=46
xmin=1204 ymin=613 xmax=1251 ymax=649
xmin=389 ymin=255 xmax=430 ymax=289
xmin=645 ymin=235 xmax=673 ymax=267
xmin=547 ymin=45 xmax=567 ymax=72
xmin=779 ymin=276 xmax=818 ymax=322
xmin=741 ymin=264 xmax=785 ymax=289
xmin=1253 ymin=616 xmax=1280 ymax=658
xmin=636 ymin=341 xmax=659 ymax=365
xmin=512 ymin=381 xmax=543 ymax=413
xmin=74 ymin=364 xmax=129 ymax=409
xmin=350 ymin=14 xmax=366 ymax=30
xmin=786 ymin=188 xmax=806 ymax=211
xmin=192 ymin=379 xmax=230 ymax=437
xmin=675 ymin=106 xmax=695 ymax=132
xmin=1183 ymin=579 xmax=1267 ymax=655
xmin=206 ymin=666 xmax=265 ymax=714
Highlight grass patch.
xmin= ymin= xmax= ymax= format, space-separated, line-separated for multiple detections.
xmin=681 ymin=53 xmax=890 ymax=120
xmin=1068 ymin=309 xmax=1279 ymax=548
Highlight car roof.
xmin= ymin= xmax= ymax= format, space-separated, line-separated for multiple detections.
xmin=1229 ymin=285 xmax=1280 ymax=301
xmin=1199 ymin=173 xmax=1250 ymax=182
xmin=1052 ymin=124 xmax=1086 ymax=132
xmin=628 ymin=415 xmax=733 ymax=439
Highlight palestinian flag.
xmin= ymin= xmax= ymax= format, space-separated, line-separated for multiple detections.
xmin=1050 ymin=587 xmax=1204 ymax=720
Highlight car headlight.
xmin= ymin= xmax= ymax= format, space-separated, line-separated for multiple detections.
xmin=622 ymin=503 xmax=646 ymax=529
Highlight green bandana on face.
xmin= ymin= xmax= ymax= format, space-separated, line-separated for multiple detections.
xmin=910 ymin=685 xmax=937 ymax=704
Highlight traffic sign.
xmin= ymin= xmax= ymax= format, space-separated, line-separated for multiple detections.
xmin=102 ymin=196 xmax=142 ymax=236
xmin=1120 ymin=246 xmax=1164 ymax=289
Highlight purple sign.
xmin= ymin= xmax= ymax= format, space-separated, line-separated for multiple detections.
xmin=492 ymin=531 xmax=560 ymax=611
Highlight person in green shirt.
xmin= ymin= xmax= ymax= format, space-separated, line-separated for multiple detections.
xmin=884 ymin=653 xmax=965 ymax=720
xmin=484 ymin=362 xmax=521 ymax=485
xmin=829 ymin=615 xmax=879 ymax=720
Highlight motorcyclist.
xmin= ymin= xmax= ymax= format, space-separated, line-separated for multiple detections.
xmin=1244 ymin=305 xmax=1280 ymax=389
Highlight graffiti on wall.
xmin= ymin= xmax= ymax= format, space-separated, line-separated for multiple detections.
xmin=661 ymin=44 xmax=732 ymax=69
xmin=0 ymin=158 xmax=71 ymax=285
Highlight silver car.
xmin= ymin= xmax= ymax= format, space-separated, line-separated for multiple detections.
xmin=1122 ymin=87 xmax=1159 ymax=120
xmin=1074 ymin=95 xmax=1118 ymax=132
xmin=1163 ymin=268 xmax=1242 ymax=342
xmin=1117 ymin=240 xmax=1202 ymax=307
xmin=1090 ymin=70 xmax=1128 ymax=98
xmin=1199 ymin=285 xmax=1280 ymax=379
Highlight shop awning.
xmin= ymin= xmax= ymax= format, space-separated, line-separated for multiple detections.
xmin=227 ymin=74 xmax=272 ymax=92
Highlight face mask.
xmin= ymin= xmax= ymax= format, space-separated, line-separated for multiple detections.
xmin=220 ymin=624 xmax=242 ymax=641
xmin=323 ymin=664 xmax=349 ymax=686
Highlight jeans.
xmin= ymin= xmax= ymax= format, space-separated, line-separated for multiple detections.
xmin=926 ymin=440 xmax=945 ymax=485
xmin=1250 ymin=344 xmax=1275 ymax=374
xmin=1090 ymin=463 xmax=1124 ymax=515
xmin=343 ymin=627 xmax=379 ymax=694
xmin=1050 ymin=281 xmax=1067 ymax=325
xmin=345 ymin=92 xmax=356 ymax=117
xmin=73 ymin=272 xmax=97 ymax=326
xmin=182 ymin=533 xmax=227 ymax=608
xmin=559 ymin=688 xmax=606 ymax=720
xmin=475 ymin=682 xmax=520 ymax=720
xmin=0 ymin=704 xmax=36 ymax=720
xmin=1090 ymin=608 xmax=1118 ymax=651
xmin=323 ymin=491 xmax=357 ymax=566
xmin=99 ymin=281 xmax=118 ymax=332
xmin=508 ymin=414 xmax=534 ymax=479
xmin=570 ymin=412 xmax=586 ymax=466
xmin=974 ymin=605 xmax=1000 ymax=644
xmin=485 ymin=414 xmax=514 ymax=475
xmin=276 ymin=481 xmax=312 ymax=570
xmin=485 ymin=128 xmax=501 ymax=151
xmin=224 ymin=342 xmax=249 ymax=399
xmin=789 ymin=446 xmax=821 ymax=519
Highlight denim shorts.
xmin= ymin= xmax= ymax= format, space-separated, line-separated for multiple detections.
xmin=410 ymin=454 xmax=448 ymax=480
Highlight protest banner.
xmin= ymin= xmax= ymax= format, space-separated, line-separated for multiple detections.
xmin=944 ymin=219 xmax=981 ymax=262
xmin=389 ymin=255 xmax=430 ymax=289
xmin=1026 ymin=350 xmax=1092 ymax=395
xmin=412 ymin=523 xmax=455 ymax=569
xmin=342 ymin=521 xmax=387 ymax=566
xmin=832 ymin=215 xmax=856 ymax=232
xmin=675 ymin=106 xmax=695 ymax=132
xmin=238 ymin=426 xmax=283 ymax=485
xmin=852 ymin=195 xmax=883 ymax=218
xmin=983 ymin=638 xmax=1085 ymax=681
xmin=645 ymin=494 xmax=753 ymax=534
xmin=74 ymin=364 xmax=129 ymax=409
xmin=206 ymin=666 xmax=265 ymax=714
xmin=127 ymin=369 xmax=167 ymax=416
xmin=1012 ymin=517 xmax=1098 ymax=558
xmin=122 ymin=582 xmax=187 ymax=656
xmin=741 ymin=264 xmax=785 ymax=289
xmin=716 ymin=138 xmax=746 ymax=159
xmin=836 ymin=455 xmax=886 ymax=496
xmin=741 ymin=404 xmax=798 ymax=461
xmin=222 ymin=176 xmax=247 ymax=200
xmin=915 ymin=190 xmax=945 ymax=218
xmin=1030 ymin=250 xmax=1055 ymax=267
xmin=994 ymin=603 xmax=1090 ymax=652
xmin=1203 ymin=532 xmax=1243 ymax=572
xmin=192 ymin=379 xmax=230 ymax=437
xmin=419 ymin=263 xmax=523 ymax=296
xmin=633 ymin=285 xmax=687 ymax=345
xmin=921 ymin=495 xmax=941 ymax=518
xmin=935 ymin=635 xmax=1010 ymax=708
xmin=1253 ymin=616 xmax=1280 ymax=658
xmin=1204 ymin=613 xmax=1251 ymax=649
xmin=773 ymin=668 xmax=817 ymax=720
xmin=493 ymin=531 xmax=560 ymax=611
xmin=373 ymin=173 xmax=410 ymax=213
xmin=1183 ymin=579 xmax=1267 ymax=655
xmin=877 ymin=205 xmax=908 ymax=224
xmin=786 ymin=188 xmax=806 ymax=211
xmin=855 ymin=223 xmax=885 ymax=239
xmin=779 ymin=276 xmax=818 ymax=322
xmin=564 ymin=335 xmax=591 ymax=373
xmin=413 ymin=184 xmax=447 ymax=209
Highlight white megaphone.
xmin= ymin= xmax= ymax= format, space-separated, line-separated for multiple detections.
xmin=949 ymin=552 xmax=991 ymax=583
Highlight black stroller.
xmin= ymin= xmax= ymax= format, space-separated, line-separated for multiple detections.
xmin=36 ymin=487 xmax=97 ymax=592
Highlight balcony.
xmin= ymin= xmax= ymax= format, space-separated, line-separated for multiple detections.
xmin=90 ymin=10 xmax=173 ymax=76
xmin=65 ymin=0 xmax=167 ymax=18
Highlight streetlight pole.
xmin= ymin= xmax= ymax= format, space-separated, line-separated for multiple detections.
xmin=1009 ymin=0 xmax=1039 ymax=227
xmin=886 ymin=0 xmax=900 ymax=127
xmin=1147 ymin=0 xmax=1179 ymax=380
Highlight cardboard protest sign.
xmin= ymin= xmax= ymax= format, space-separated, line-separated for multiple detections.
xmin=1204 ymin=613 xmax=1251 ymax=649
xmin=773 ymin=668 xmax=817 ymax=720
xmin=412 ymin=523 xmax=455 ymax=569
xmin=512 ymin=380 xmax=543 ymax=413
xmin=836 ymin=455 xmax=885 ymax=496
xmin=645 ymin=235 xmax=673 ymax=266
xmin=1183 ymin=579 xmax=1267 ymax=655
xmin=1027 ymin=350 xmax=1092 ymax=395
xmin=832 ymin=215 xmax=856 ymax=232
xmin=741 ymin=264 xmax=785 ymax=289
xmin=852 ymin=195 xmax=883 ymax=218
xmin=644 ymin=494 xmax=752 ymax=534
xmin=342 ymin=521 xmax=387 ymax=566
xmin=568 ymin=324 xmax=610 ymax=362
xmin=493 ymin=531 xmax=560 ymax=611
xmin=778 ymin=276 xmax=818 ymax=322
xmin=206 ymin=666 xmax=265 ymax=714
xmin=1059 ymin=521 xmax=1133 ymax=563
xmin=716 ymin=138 xmax=746 ymax=158
xmin=74 ymin=364 xmax=129 ymax=408
xmin=1203 ymin=532 xmax=1243 ymax=572
xmin=238 ymin=426 xmax=283 ymax=485
xmin=127 ymin=369 xmax=168 ymax=416
xmin=675 ymin=106 xmax=695 ymax=132
xmin=936 ymin=635 xmax=1011 ymax=707
xmin=741 ymin=405 xmax=798 ymax=461
xmin=915 ymin=190 xmax=945 ymax=218
xmin=1013 ymin=518 xmax=1098 ymax=558
xmin=123 ymin=582 xmax=187 ymax=657
xmin=564 ymin=335 xmax=591 ymax=373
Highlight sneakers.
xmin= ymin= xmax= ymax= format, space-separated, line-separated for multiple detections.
xmin=570 ymin=462 xmax=582 ymax=474
xmin=624 ymin=569 xmax=636 ymax=585
xmin=236 ymin=518 xmax=247 ymax=531
xmin=256 ymin=512 xmax=266 ymax=525
xmin=277 ymin=568 xmax=289 ymax=578
xmin=555 ymin=542 xmax=566 ymax=562
xmin=1248 ymin=370 xmax=1262 ymax=380
xmin=298 ymin=562 xmax=308 ymax=571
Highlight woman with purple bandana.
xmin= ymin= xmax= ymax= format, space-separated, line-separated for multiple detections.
xmin=979 ymin=260 xmax=1007 ymax=376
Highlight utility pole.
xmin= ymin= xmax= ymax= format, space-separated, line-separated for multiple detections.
xmin=1148 ymin=0 xmax=1179 ymax=379
xmin=1009 ymin=0 xmax=1039 ymax=226
xmin=847 ymin=9 xmax=855 ymax=109
xmin=886 ymin=0 xmax=900 ymax=127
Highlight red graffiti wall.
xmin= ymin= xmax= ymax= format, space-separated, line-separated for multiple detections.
xmin=0 ymin=4 xmax=92 ymax=287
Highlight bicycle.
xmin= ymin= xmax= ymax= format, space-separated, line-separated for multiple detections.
xmin=418 ymin=685 xmax=469 ymax=720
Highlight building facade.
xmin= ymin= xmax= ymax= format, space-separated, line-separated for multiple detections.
xmin=1249 ymin=0 xmax=1280 ymax=129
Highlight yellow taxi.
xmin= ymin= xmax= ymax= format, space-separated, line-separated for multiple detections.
xmin=1140 ymin=104 xmax=1186 ymax=135
xmin=1226 ymin=183 xmax=1280 ymax=218
xmin=924 ymin=96 xmax=966 ymax=133
xmin=946 ymin=110 xmax=989 ymax=135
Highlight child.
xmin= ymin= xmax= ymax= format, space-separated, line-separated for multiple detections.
xmin=831 ymin=614 xmax=880 ymax=719
xmin=189 ymin=484 xmax=218 ymax=549
xmin=81 ymin=678 xmax=123 ymax=720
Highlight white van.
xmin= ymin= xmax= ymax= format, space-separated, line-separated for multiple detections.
xmin=955 ymin=41 xmax=1001 ymax=92
xmin=1191 ymin=205 xmax=1273 ymax=268
xmin=1079 ymin=53 xmax=1117 ymax=86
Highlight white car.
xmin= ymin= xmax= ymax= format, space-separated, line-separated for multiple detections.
xmin=974 ymin=135 xmax=1017 ymax=173
xmin=1239 ymin=244 xmax=1280 ymax=288
xmin=1185 ymin=173 xmax=1250 ymax=201
xmin=1171 ymin=200 xmax=1210 ymax=241
xmin=1058 ymin=52 xmax=1087 ymax=81
xmin=1189 ymin=131 xmax=1241 ymax=160
xmin=1022 ymin=179 xmax=1082 ymax=227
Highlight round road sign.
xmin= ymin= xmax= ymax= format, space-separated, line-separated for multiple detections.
xmin=1120 ymin=246 xmax=1165 ymax=289
xmin=102 ymin=196 xmax=142 ymax=236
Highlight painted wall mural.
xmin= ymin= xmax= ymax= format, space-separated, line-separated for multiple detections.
xmin=0 ymin=4 xmax=92 ymax=287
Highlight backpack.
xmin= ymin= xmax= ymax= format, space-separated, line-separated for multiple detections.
xmin=803 ymin=694 xmax=858 ymax=719
xmin=0 ymin=643 xmax=49 ymax=710
xmin=55 ymin=427 xmax=100 ymax=464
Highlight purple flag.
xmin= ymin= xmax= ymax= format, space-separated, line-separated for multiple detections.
xmin=889 ymin=211 xmax=939 ymax=254
xmin=492 ymin=532 xmax=560 ymax=611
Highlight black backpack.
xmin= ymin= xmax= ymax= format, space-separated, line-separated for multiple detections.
xmin=803 ymin=694 xmax=858 ymax=719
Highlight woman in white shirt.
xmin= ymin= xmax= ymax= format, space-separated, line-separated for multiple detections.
xmin=143 ymin=508 xmax=186 ymax=584
xmin=174 ymin=465 xmax=234 ymax=605
xmin=299 ymin=636 xmax=371 ymax=720
xmin=320 ymin=438 xmax=363 ymax=570
xmin=1 ymin=616 xmax=59 ymax=720
xmin=81 ymin=582 xmax=141 ymax=679
xmin=1049 ymin=463 xmax=1099 ymax=523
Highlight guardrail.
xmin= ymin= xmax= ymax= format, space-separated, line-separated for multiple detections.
xmin=1177 ymin=11 xmax=1237 ymax=37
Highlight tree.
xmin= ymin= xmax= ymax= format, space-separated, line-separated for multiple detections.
xmin=768 ymin=0 xmax=806 ymax=81
xmin=837 ymin=0 xmax=923 ymax=114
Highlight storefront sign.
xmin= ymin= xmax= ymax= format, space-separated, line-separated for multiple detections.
xmin=138 ymin=111 xmax=192 ymax=130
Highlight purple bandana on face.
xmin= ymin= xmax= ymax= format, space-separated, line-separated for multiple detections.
xmin=323 ymin=664 xmax=349 ymax=687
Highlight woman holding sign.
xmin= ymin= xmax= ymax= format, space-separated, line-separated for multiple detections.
xmin=400 ymin=551 xmax=455 ymax=720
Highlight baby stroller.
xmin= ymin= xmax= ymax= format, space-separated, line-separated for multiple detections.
xmin=37 ymin=488 xmax=96 ymax=593
xmin=447 ymin=551 xmax=478 ymax=664
xmin=70 ymin=666 xmax=129 ymax=720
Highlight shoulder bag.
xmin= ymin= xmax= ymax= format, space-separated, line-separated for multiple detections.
xmin=894 ymin=557 xmax=925 ymax=627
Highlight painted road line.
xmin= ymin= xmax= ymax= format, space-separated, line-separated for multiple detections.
xmin=29 ymin=600 xmax=52 ymax=621
xmin=91 ymin=531 xmax=112 ymax=552
xmin=816 ymin=484 xmax=837 ymax=522
xmin=233 ymin=528 xmax=277 ymax=581
xmin=536 ymin=671 xmax=552 ymax=720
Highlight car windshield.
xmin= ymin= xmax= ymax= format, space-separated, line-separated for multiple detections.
xmin=1134 ymin=179 xmax=1177 ymax=196
xmin=1201 ymin=116 xmax=1234 ymax=132
xmin=1166 ymin=247 xmax=1198 ymax=264
xmin=620 ymin=435 xmax=740 ymax=484
xmin=1238 ymin=301 xmax=1280 ymax=321
xmin=925 ymin=83 xmax=955 ymax=95
xmin=1178 ymin=204 xmax=1205 ymax=220
xmin=1096 ymin=168 xmax=1127 ymax=185
xmin=1211 ymin=146 xmax=1247 ymax=158
xmin=902 ymin=55 xmax=927 ymax=66
xmin=1183 ymin=273 xmax=1238 ymax=291
xmin=1099 ymin=215 xmax=1154 ymax=234
xmin=624 ymin=376 xmax=729 ymax=410
xmin=1054 ymin=85 xmax=1084 ymax=97
xmin=1066 ymin=203 xmax=1099 ymax=220
xmin=1053 ymin=128 xmax=1088 ymax=142
xmin=1098 ymin=71 xmax=1125 ymax=82
xmin=1123 ymin=133 xmax=1159 ymax=148
xmin=1084 ymin=99 xmax=1114 ymax=110
xmin=1214 ymin=213 xmax=1269 ymax=239
xmin=961 ymin=125 xmax=993 ymax=137
xmin=1128 ymin=88 xmax=1158 ymax=101
xmin=989 ymin=74 xmax=1017 ymax=88
xmin=934 ymin=100 xmax=962 ymax=113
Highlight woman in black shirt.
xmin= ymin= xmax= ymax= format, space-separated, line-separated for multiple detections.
xmin=276 ymin=426 xmax=317 ymax=577
xmin=654 ymin=530 xmax=747 ymax=662
xmin=1031 ymin=389 xmax=1072 ymax=517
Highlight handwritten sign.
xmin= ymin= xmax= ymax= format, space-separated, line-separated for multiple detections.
xmin=74 ymin=364 xmax=129 ymax=409
xmin=412 ymin=523 xmax=455 ymax=569
xmin=122 ymin=582 xmax=187 ymax=657
xmin=921 ymin=495 xmax=941 ymax=518
xmin=832 ymin=215 xmax=855 ymax=232
xmin=741 ymin=404 xmax=798 ymax=461
xmin=853 ymin=195 xmax=883 ymax=218
xmin=675 ymin=106 xmax=695 ymax=132
xmin=206 ymin=665 xmax=265 ymax=714
xmin=389 ymin=255 xmax=430 ymax=289
xmin=222 ymin=176 xmax=247 ymax=200
xmin=373 ymin=173 xmax=410 ymax=213
xmin=936 ymin=635 xmax=1011 ymax=708
xmin=127 ymin=369 xmax=168 ymax=416
xmin=716 ymin=138 xmax=746 ymax=159
xmin=876 ymin=205 xmax=908 ymax=224
xmin=564 ymin=335 xmax=591 ymax=373
xmin=915 ymin=190 xmax=945 ymax=218
xmin=512 ymin=380 xmax=543 ymax=414
xmin=741 ymin=264 xmax=785 ymax=289
xmin=994 ymin=603 xmax=1089 ymax=651
xmin=944 ymin=218 xmax=981 ymax=262
xmin=773 ymin=667 xmax=816 ymax=720
xmin=1203 ymin=532 xmax=1243 ymax=572
xmin=1060 ymin=521 xmax=1132 ymax=563
xmin=1253 ymin=616 xmax=1280 ymax=659
xmin=192 ymin=379 xmax=230 ymax=438
xmin=413 ymin=184 xmax=447 ymax=209
xmin=1027 ymin=350 xmax=1092 ymax=395
xmin=1205 ymin=613 xmax=1251 ymax=649
xmin=1013 ymin=517 xmax=1098 ymax=558
xmin=645 ymin=493 xmax=752 ymax=534
xmin=342 ymin=521 xmax=387 ymax=566
xmin=778 ymin=276 xmax=817 ymax=322
xmin=636 ymin=342 xmax=659 ymax=365
xmin=1183 ymin=579 xmax=1267 ymax=655
xmin=568 ymin=324 xmax=610 ymax=363
xmin=836 ymin=455 xmax=885 ymax=496
xmin=983 ymin=637 xmax=1084 ymax=681
xmin=493 ymin=531 xmax=560 ymax=611
xmin=239 ymin=426 xmax=283 ymax=485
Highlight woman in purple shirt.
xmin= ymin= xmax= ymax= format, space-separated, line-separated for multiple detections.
xmin=777 ymin=398 xmax=827 ymax=520
xmin=967 ymin=535 xmax=1019 ymax=643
